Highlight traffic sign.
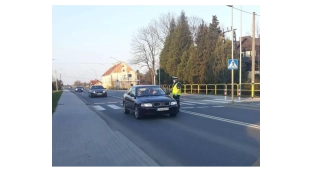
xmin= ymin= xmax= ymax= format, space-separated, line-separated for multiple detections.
xmin=228 ymin=59 xmax=238 ymax=70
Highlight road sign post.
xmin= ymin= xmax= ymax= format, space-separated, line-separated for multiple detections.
xmin=228 ymin=59 xmax=238 ymax=103
xmin=228 ymin=59 xmax=238 ymax=70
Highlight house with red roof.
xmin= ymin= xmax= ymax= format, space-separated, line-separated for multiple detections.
xmin=101 ymin=62 xmax=138 ymax=89
xmin=89 ymin=79 xmax=102 ymax=87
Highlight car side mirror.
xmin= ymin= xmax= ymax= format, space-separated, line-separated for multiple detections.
xmin=130 ymin=94 xmax=135 ymax=97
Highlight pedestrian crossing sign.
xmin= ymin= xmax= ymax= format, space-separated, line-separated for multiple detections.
xmin=228 ymin=59 xmax=238 ymax=70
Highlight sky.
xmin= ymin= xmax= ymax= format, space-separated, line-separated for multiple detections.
xmin=52 ymin=5 xmax=260 ymax=85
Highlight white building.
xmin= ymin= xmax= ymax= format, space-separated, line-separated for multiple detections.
xmin=101 ymin=62 xmax=138 ymax=89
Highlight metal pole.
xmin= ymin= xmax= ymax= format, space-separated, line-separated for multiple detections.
xmin=231 ymin=6 xmax=234 ymax=103
xmin=251 ymin=12 xmax=256 ymax=98
xmin=239 ymin=5 xmax=242 ymax=101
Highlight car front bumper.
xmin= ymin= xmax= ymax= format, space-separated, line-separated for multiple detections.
xmin=138 ymin=105 xmax=178 ymax=115
xmin=90 ymin=92 xmax=107 ymax=96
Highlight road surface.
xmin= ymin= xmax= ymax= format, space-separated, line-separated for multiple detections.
xmin=73 ymin=90 xmax=260 ymax=168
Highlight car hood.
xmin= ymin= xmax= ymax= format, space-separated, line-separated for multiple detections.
xmin=136 ymin=95 xmax=174 ymax=103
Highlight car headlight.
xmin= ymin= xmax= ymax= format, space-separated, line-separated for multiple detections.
xmin=93 ymin=91 xmax=96 ymax=93
xmin=170 ymin=101 xmax=177 ymax=105
xmin=103 ymin=91 xmax=106 ymax=93
xmin=141 ymin=103 xmax=153 ymax=107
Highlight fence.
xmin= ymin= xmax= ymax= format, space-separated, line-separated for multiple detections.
xmin=161 ymin=83 xmax=260 ymax=98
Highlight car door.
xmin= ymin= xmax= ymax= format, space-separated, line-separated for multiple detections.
xmin=124 ymin=87 xmax=132 ymax=108
xmin=128 ymin=87 xmax=136 ymax=111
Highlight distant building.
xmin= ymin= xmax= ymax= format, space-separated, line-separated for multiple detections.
xmin=101 ymin=62 xmax=138 ymax=89
xmin=235 ymin=35 xmax=260 ymax=78
xmin=89 ymin=79 xmax=102 ymax=87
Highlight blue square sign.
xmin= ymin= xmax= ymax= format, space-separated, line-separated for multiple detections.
xmin=228 ymin=59 xmax=238 ymax=70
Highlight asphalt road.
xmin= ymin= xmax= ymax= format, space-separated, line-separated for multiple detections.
xmin=70 ymin=88 xmax=260 ymax=166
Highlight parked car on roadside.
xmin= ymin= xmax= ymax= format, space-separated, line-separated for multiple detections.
xmin=123 ymin=85 xmax=178 ymax=120
xmin=88 ymin=85 xmax=107 ymax=98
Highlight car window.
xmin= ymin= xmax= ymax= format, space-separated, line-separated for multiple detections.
xmin=136 ymin=86 xmax=165 ymax=96
xmin=131 ymin=88 xmax=136 ymax=96
xmin=91 ymin=86 xmax=104 ymax=89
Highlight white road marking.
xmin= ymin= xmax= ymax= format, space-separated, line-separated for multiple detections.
xmin=107 ymin=105 xmax=122 ymax=109
xmin=180 ymin=102 xmax=195 ymax=105
xmin=107 ymin=102 xmax=118 ymax=103
xmin=183 ymin=101 xmax=207 ymax=105
xmin=181 ymin=107 xmax=194 ymax=109
xmin=213 ymin=99 xmax=243 ymax=102
xmin=93 ymin=105 xmax=106 ymax=110
xmin=211 ymin=106 xmax=225 ymax=107
xmin=180 ymin=109 xmax=260 ymax=129
xmin=94 ymin=103 xmax=106 ymax=104
xmin=202 ymin=100 xmax=229 ymax=103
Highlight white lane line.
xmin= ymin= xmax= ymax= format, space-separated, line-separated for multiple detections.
xmin=211 ymin=106 xmax=225 ymax=107
xmin=93 ymin=105 xmax=106 ymax=110
xmin=212 ymin=99 xmax=243 ymax=102
xmin=94 ymin=103 xmax=106 ymax=104
xmin=183 ymin=101 xmax=207 ymax=105
xmin=107 ymin=102 xmax=118 ymax=103
xmin=197 ymin=106 xmax=210 ymax=108
xmin=180 ymin=109 xmax=260 ymax=129
xmin=202 ymin=100 xmax=229 ymax=103
xmin=107 ymin=104 xmax=123 ymax=109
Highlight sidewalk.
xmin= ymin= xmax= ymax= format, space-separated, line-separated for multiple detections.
xmin=52 ymin=90 xmax=159 ymax=166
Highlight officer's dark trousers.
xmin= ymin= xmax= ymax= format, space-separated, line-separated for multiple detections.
xmin=173 ymin=95 xmax=180 ymax=109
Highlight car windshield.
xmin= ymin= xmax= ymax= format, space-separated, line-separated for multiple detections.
xmin=77 ymin=86 xmax=83 ymax=88
xmin=91 ymin=86 xmax=104 ymax=89
xmin=136 ymin=86 xmax=166 ymax=97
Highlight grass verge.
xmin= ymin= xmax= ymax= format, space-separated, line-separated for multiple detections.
xmin=52 ymin=90 xmax=63 ymax=115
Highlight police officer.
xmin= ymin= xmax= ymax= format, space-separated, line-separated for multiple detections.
xmin=171 ymin=76 xmax=181 ymax=111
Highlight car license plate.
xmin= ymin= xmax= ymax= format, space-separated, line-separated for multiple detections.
xmin=97 ymin=93 xmax=102 ymax=95
xmin=157 ymin=107 xmax=169 ymax=111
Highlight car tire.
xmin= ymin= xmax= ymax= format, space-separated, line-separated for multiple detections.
xmin=123 ymin=103 xmax=129 ymax=114
xmin=134 ymin=105 xmax=142 ymax=120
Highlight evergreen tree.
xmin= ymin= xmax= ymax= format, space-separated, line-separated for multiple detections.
xmin=167 ymin=11 xmax=193 ymax=77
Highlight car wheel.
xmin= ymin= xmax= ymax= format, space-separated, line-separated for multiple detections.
xmin=134 ymin=106 xmax=142 ymax=120
xmin=123 ymin=103 xmax=129 ymax=114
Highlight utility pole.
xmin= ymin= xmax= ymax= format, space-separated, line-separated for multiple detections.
xmin=231 ymin=5 xmax=234 ymax=103
xmin=55 ymin=70 xmax=58 ymax=91
xmin=239 ymin=5 xmax=242 ymax=101
xmin=251 ymin=12 xmax=256 ymax=98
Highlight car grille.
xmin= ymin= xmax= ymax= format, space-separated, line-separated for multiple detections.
xmin=153 ymin=102 xmax=169 ymax=107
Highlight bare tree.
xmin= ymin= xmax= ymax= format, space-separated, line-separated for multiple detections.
xmin=188 ymin=15 xmax=203 ymax=43
xmin=155 ymin=12 xmax=177 ymax=45
xmin=129 ymin=23 xmax=161 ymax=85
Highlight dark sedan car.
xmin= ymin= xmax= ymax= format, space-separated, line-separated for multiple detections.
xmin=88 ymin=85 xmax=107 ymax=98
xmin=123 ymin=85 xmax=178 ymax=120
xmin=75 ymin=86 xmax=84 ymax=92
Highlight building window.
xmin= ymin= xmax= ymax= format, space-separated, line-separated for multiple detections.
xmin=123 ymin=69 xmax=125 ymax=72
xmin=124 ymin=75 xmax=126 ymax=79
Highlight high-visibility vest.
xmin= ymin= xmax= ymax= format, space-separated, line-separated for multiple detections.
xmin=172 ymin=82 xmax=181 ymax=95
